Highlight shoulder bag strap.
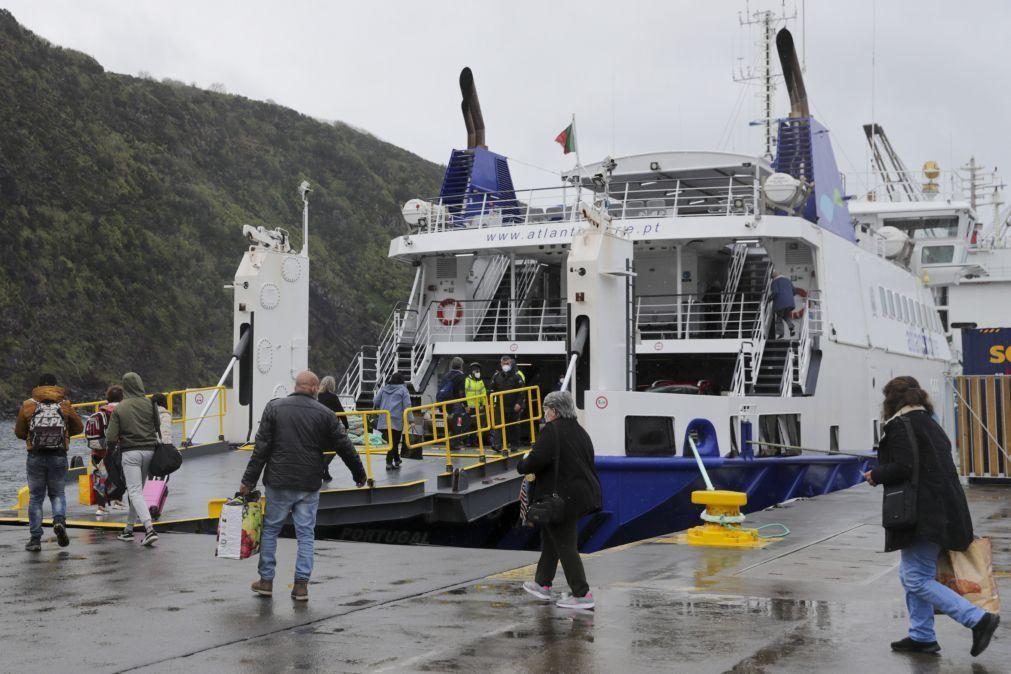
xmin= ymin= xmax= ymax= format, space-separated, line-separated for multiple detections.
xmin=898 ymin=416 xmax=920 ymax=485
xmin=550 ymin=424 xmax=561 ymax=496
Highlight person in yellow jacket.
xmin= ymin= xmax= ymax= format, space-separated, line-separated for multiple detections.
xmin=464 ymin=362 xmax=488 ymax=447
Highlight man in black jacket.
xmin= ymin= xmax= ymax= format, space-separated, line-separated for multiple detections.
xmin=240 ymin=370 xmax=367 ymax=601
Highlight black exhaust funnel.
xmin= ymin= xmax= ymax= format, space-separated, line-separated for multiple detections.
xmin=776 ymin=29 xmax=809 ymax=118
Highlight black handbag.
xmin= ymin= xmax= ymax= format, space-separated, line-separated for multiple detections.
xmin=882 ymin=416 xmax=920 ymax=530
xmin=525 ymin=434 xmax=566 ymax=526
xmin=148 ymin=399 xmax=183 ymax=477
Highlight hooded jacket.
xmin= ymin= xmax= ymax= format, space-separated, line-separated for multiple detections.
xmin=15 ymin=385 xmax=84 ymax=452
xmin=106 ymin=373 xmax=159 ymax=451
xmin=373 ymin=383 xmax=412 ymax=431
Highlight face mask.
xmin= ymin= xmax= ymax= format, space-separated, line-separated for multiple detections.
xmin=501 ymin=365 xmax=511 ymax=373
xmin=472 ymin=371 xmax=481 ymax=378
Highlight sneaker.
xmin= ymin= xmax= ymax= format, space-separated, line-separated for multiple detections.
xmin=386 ymin=463 xmax=395 ymax=471
xmin=522 ymin=581 xmax=553 ymax=601
xmin=53 ymin=521 xmax=70 ymax=548
xmin=291 ymin=580 xmax=309 ymax=601
xmin=971 ymin=613 xmax=1000 ymax=657
xmin=110 ymin=500 xmax=127 ymax=510
xmin=890 ymin=637 xmax=940 ymax=654
xmin=142 ymin=530 xmax=159 ymax=547
xmin=117 ymin=531 xmax=135 ymax=541
xmin=251 ymin=578 xmax=273 ymax=597
xmin=25 ymin=538 xmax=41 ymax=552
xmin=95 ymin=507 xmax=107 ymax=516
xmin=556 ymin=592 xmax=594 ymax=610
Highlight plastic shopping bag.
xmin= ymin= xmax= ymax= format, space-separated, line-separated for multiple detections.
xmin=936 ymin=537 xmax=1001 ymax=613
xmin=216 ymin=494 xmax=263 ymax=560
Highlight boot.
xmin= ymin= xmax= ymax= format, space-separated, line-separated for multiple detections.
xmin=291 ymin=580 xmax=309 ymax=601
xmin=250 ymin=578 xmax=273 ymax=597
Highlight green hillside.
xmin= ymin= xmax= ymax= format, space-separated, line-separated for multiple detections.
xmin=0 ymin=10 xmax=443 ymax=406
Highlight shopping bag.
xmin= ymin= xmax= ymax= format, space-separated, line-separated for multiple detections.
xmin=216 ymin=493 xmax=263 ymax=560
xmin=936 ymin=537 xmax=1001 ymax=613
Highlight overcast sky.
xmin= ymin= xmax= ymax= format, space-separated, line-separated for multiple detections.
xmin=5 ymin=1 xmax=1010 ymax=222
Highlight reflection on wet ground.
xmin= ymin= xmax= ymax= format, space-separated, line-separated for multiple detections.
xmin=1 ymin=484 xmax=1007 ymax=672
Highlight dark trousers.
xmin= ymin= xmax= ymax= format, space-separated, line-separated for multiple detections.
xmin=385 ymin=428 xmax=403 ymax=465
xmin=774 ymin=307 xmax=795 ymax=339
xmin=534 ymin=514 xmax=589 ymax=597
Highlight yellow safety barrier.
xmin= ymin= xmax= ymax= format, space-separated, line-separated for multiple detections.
xmin=70 ymin=385 xmax=228 ymax=446
xmin=402 ymin=391 xmax=495 ymax=470
xmin=488 ymin=385 xmax=543 ymax=454
xmin=335 ymin=409 xmax=392 ymax=485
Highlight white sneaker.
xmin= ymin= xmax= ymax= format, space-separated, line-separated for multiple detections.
xmin=95 ymin=507 xmax=107 ymax=516
xmin=522 ymin=581 xmax=553 ymax=601
xmin=111 ymin=501 xmax=127 ymax=510
xmin=556 ymin=592 xmax=594 ymax=610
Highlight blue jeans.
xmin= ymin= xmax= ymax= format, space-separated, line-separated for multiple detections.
xmin=26 ymin=452 xmax=68 ymax=539
xmin=258 ymin=486 xmax=319 ymax=582
xmin=900 ymin=539 xmax=985 ymax=642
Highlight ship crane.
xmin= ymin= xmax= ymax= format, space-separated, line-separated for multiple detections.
xmin=863 ymin=123 xmax=923 ymax=202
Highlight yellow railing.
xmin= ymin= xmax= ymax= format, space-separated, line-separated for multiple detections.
xmin=401 ymin=386 xmax=540 ymax=469
xmin=488 ymin=385 xmax=543 ymax=453
xmin=335 ymin=409 xmax=392 ymax=485
xmin=69 ymin=385 xmax=228 ymax=445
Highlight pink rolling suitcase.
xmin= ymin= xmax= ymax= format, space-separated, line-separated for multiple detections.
xmin=143 ymin=476 xmax=169 ymax=520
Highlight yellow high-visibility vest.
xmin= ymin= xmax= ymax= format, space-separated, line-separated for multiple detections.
xmin=465 ymin=377 xmax=487 ymax=410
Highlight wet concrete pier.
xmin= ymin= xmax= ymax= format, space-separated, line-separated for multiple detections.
xmin=1 ymin=484 xmax=1007 ymax=673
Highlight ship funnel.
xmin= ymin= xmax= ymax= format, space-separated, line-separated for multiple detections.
xmin=459 ymin=67 xmax=486 ymax=149
xmin=775 ymin=29 xmax=809 ymax=118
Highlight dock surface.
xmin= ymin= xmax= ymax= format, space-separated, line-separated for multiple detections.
xmin=2 ymin=483 xmax=1007 ymax=673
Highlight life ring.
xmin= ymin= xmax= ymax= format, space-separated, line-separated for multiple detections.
xmin=791 ymin=287 xmax=808 ymax=320
xmin=437 ymin=298 xmax=463 ymax=326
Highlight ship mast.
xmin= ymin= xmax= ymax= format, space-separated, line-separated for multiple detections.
xmin=736 ymin=2 xmax=797 ymax=160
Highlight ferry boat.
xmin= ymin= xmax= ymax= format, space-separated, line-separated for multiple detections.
xmin=321 ymin=29 xmax=951 ymax=548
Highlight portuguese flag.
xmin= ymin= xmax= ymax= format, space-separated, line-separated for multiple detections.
xmin=555 ymin=123 xmax=576 ymax=154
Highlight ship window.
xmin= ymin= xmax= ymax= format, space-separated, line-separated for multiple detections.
xmin=921 ymin=245 xmax=955 ymax=265
xmin=902 ymin=297 xmax=910 ymax=323
xmin=886 ymin=290 xmax=896 ymax=319
xmin=883 ymin=216 xmax=959 ymax=239
xmin=878 ymin=287 xmax=887 ymax=317
xmin=830 ymin=425 xmax=840 ymax=452
xmin=869 ymin=288 xmax=877 ymax=316
xmin=625 ymin=416 xmax=675 ymax=457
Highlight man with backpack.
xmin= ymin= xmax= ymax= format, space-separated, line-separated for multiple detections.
xmin=14 ymin=374 xmax=84 ymax=552
xmin=435 ymin=357 xmax=467 ymax=450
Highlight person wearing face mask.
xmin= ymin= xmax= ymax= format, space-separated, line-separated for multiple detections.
xmin=464 ymin=363 xmax=487 ymax=448
xmin=517 ymin=391 xmax=601 ymax=610
xmin=490 ymin=355 xmax=526 ymax=453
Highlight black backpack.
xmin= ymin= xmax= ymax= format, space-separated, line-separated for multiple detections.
xmin=436 ymin=371 xmax=462 ymax=402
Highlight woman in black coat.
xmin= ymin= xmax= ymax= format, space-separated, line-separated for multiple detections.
xmin=517 ymin=390 xmax=601 ymax=610
xmin=317 ymin=376 xmax=349 ymax=482
xmin=865 ymin=376 xmax=999 ymax=656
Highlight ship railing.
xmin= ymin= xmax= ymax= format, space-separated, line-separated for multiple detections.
xmin=720 ymin=243 xmax=749 ymax=332
xmin=401 ymin=386 xmax=540 ymax=469
xmin=636 ymin=294 xmax=764 ymax=340
xmin=337 ymin=347 xmax=378 ymax=409
xmin=731 ymin=284 xmax=773 ymax=396
xmin=411 ymin=175 xmax=761 ymax=233
xmin=333 ymin=409 xmax=392 ymax=486
xmin=794 ymin=291 xmax=822 ymax=394
xmin=71 ymin=385 xmax=228 ymax=445
xmin=780 ymin=348 xmax=795 ymax=397
xmin=424 ymin=298 xmax=568 ymax=343
xmin=409 ymin=303 xmax=436 ymax=388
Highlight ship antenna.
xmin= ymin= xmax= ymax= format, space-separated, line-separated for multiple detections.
xmin=299 ymin=180 xmax=311 ymax=257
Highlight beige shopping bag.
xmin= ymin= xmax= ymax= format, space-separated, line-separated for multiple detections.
xmin=936 ymin=537 xmax=1001 ymax=613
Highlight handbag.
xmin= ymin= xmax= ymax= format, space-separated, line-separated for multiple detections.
xmin=525 ymin=434 xmax=566 ymax=526
xmin=936 ymin=537 xmax=1001 ymax=613
xmin=882 ymin=416 xmax=919 ymax=529
xmin=148 ymin=399 xmax=183 ymax=477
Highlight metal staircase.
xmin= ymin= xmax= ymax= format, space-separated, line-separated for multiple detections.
xmin=752 ymin=340 xmax=798 ymax=395
xmin=475 ymin=259 xmax=542 ymax=340
xmin=730 ymin=253 xmax=772 ymax=336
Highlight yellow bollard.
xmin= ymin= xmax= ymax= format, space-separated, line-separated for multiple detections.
xmin=685 ymin=490 xmax=763 ymax=548
xmin=16 ymin=485 xmax=30 ymax=511
xmin=78 ymin=474 xmax=95 ymax=505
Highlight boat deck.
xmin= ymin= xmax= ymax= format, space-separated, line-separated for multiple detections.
xmin=2 ymin=483 xmax=1007 ymax=672
xmin=0 ymin=443 xmax=530 ymax=531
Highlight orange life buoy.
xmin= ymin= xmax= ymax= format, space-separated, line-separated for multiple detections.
xmin=791 ymin=287 xmax=808 ymax=320
xmin=437 ymin=298 xmax=463 ymax=326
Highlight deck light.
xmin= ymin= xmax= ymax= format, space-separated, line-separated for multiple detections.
xmin=650 ymin=161 xmax=661 ymax=171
